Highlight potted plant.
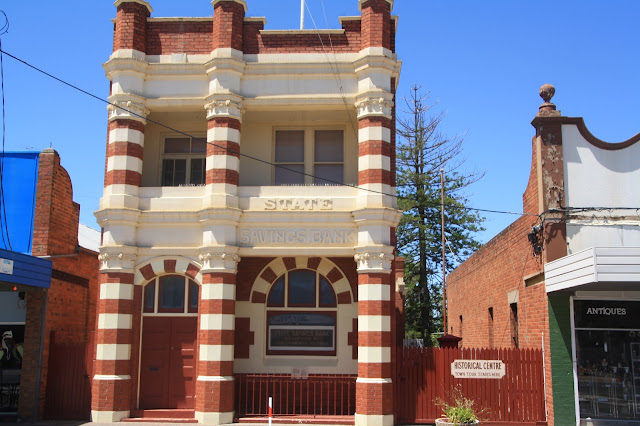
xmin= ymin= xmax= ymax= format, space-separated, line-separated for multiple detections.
xmin=435 ymin=387 xmax=481 ymax=425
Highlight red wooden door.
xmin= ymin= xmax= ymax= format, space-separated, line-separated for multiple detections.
xmin=140 ymin=317 xmax=197 ymax=409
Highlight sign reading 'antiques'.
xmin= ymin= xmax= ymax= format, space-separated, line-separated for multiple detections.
xmin=268 ymin=326 xmax=335 ymax=351
xmin=451 ymin=359 xmax=506 ymax=379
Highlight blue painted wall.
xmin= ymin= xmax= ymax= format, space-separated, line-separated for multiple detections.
xmin=0 ymin=152 xmax=39 ymax=254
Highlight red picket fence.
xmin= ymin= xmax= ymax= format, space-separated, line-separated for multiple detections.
xmin=235 ymin=373 xmax=356 ymax=416
xmin=395 ymin=346 xmax=547 ymax=424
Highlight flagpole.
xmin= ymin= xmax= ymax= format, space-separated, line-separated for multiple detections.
xmin=300 ymin=0 xmax=305 ymax=29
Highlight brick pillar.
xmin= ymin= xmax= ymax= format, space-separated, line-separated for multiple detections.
xmin=212 ymin=0 xmax=246 ymax=51
xmin=103 ymin=104 xmax=148 ymax=210
xmin=113 ymin=0 xmax=152 ymax=53
xmin=195 ymin=252 xmax=240 ymax=425
xmin=354 ymin=252 xmax=394 ymax=426
xmin=359 ymin=0 xmax=393 ymax=51
xmin=203 ymin=110 xmax=242 ymax=207
xmin=91 ymin=268 xmax=136 ymax=422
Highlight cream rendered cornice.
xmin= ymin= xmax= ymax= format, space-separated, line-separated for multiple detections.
xmin=95 ymin=208 xmax=141 ymax=226
xmin=260 ymin=29 xmax=345 ymax=36
xmin=104 ymin=50 xmax=149 ymax=75
xmin=211 ymin=0 xmax=247 ymax=13
xmin=241 ymin=211 xmax=355 ymax=224
xmin=353 ymin=207 xmax=402 ymax=227
xmin=358 ymin=0 xmax=394 ymax=10
xmin=198 ymin=208 xmax=243 ymax=224
xmin=114 ymin=0 xmax=152 ymax=13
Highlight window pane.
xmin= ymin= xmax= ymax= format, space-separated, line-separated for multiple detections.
xmin=275 ymin=164 xmax=305 ymax=185
xmin=320 ymin=277 xmax=336 ymax=307
xmin=173 ymin=159 xmax=186 ymax=185
xmin=144 ymin=282 xmax=155 ymax=312
xmin=314 ymin=130 xmax=343 ymax=162
xmin=189 ymin=280 xmax=199 ymax=312
xmin=190 ymin=158 xmax=205 ymax=185
xmin=275 ymin=131 xmax=304 ymax=162
xmin=160 ymin=275 xmax=185 ymax=310
xmin=165 ymin=138 xmax=191 ymax=154
xmin=268 ymin=277 xmax=285 ymax=307
xmin=191 ymin=138 xmax=207 ymax=153
xmin=162 ymin=160 xmax=175 ymax=186
xmin=314 ymin=164 xmax=343 ymax=185
xmin=288 ymin=270 xmax=316 ymax=306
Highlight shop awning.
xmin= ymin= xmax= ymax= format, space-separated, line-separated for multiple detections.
xmin=545 ymin=246 xmax=640 ymax=293
xmin=0 ymin=247 xmax=52 ymax=289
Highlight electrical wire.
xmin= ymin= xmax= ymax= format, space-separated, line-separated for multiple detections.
xmin=0 ymin=46 xmax=550 ymax=220
xmin=0 ymin=11 xmax=12 ymax=250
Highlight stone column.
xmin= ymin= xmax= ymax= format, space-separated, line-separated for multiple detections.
xmin=195 ymin=251 xmax=240 ymax=425
xmin=91 ymin=252 xmax=137 ymax=422
xmin=354 ymin=251 xmax=395 ymax=426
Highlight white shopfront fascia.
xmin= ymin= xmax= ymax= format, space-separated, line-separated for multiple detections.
xmin=545 ymin=246 xmax=640 ymax=294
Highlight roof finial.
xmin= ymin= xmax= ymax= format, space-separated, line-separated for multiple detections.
xmin=537 ymin=83 xmax=560 ymax=117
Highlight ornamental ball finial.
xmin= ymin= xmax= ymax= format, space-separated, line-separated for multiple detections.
xmin=539 ymin=84 xmax=555 ymax=103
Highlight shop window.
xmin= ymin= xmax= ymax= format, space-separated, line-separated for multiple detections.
xmin=266 ymin=269 xmax=337 ymax=355
xmin=274 ymin=129 xmax=343 ymax=185
xmin=143 ymin=275 xmax=198 ymax=314
xmin=162 ymin=136 xmax=206 ymax=186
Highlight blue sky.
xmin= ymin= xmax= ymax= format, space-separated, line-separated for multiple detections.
xmin=0 ymin=1 xmax=638 ymax=243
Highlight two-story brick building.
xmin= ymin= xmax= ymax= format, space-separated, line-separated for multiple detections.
xmin=93 ymin=1 xmax=403 ymax=424
xmin=447 ymin=85 xmax=640 ymax=426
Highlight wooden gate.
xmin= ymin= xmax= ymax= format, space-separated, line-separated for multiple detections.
xmin=44 ymin=331 xmax=93 ymax=420
xmin=395 ymin=346 xmax=547 ymax=424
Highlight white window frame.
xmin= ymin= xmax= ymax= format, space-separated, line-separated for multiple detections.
xmin=273 ymin=127 xmax=345 ymax=186
xmin=160 ymin=134 xmax=207 ymax=187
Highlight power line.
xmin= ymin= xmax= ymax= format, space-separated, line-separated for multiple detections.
xmin=0 ymin=46 xmax=542 ymax=219
xmin=0 ymin=11 xmax=13 ymax=250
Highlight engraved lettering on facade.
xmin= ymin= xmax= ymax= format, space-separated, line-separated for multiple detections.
xmin=239 ymin=229 xmax=356 ymax=246
xmin=263 ymin=198 xmax=334 ymax=211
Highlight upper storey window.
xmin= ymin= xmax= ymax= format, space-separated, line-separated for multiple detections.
xmin=274 ymin=130 xmax=343 ymax=186
xmin=162 ymin=136 xmax=206 ymax=186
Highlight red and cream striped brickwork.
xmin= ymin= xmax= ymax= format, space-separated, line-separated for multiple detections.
xmin=91 ymin=269 xmax=136 ymax=423
xmin=354 ymin=252 xmax=394 ymax=426
xmin=205 ymin=111 xmax=242 ymax=197
xmin=195 ymin=252 xmax=240 ymax=424
xmin=104 ymin=101 xmax=149 ymax=206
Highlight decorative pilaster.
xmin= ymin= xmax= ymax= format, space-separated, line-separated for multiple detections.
xmin=204 ymin=98 xmax=243 ymax=208
xmin=354 ymin=249 xmax=395 ymax=426
xmin=103 ymin=95 xmax=148 ymax=210
xmin=91 ymin=271 xmax=136 ymax=423
xmin=356 ymin=96 xmax=394 ymax=209
xmin=195 ymin=250 xmax=240 ymax=425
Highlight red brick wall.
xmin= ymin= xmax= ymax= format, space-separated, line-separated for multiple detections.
xmin=446 ymin=135 xmax=556 ymax=423
xmin=147 ymin=21 xmax=213 ymax=55
xmin=18 ymin=150 xmax=99 ymax=420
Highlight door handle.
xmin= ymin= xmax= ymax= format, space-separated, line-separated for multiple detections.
xmin=149 ymin=366 xmax=160 ymax=371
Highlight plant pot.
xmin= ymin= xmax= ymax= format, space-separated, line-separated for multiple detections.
xmin=435 ymin=418 xmax=480 ymax=425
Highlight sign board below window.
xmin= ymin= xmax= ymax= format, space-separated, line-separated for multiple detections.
xmin=268 ymin=326 xmax=335 ymax=355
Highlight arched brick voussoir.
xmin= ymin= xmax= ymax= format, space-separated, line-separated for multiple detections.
xmin=250 ymin=257 xmax=354 ymax=304
xmin=133 ymin=256 xmax=203 ymax=286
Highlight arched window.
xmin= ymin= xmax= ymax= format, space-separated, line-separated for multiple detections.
xmin=266 ymin=269 xmax=337 ymax=356
xmin=143 ymin=275 xmax=199 ymax=314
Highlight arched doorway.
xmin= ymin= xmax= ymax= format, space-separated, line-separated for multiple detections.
xmin=139 ymin=275 xmax=199 ymax=409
